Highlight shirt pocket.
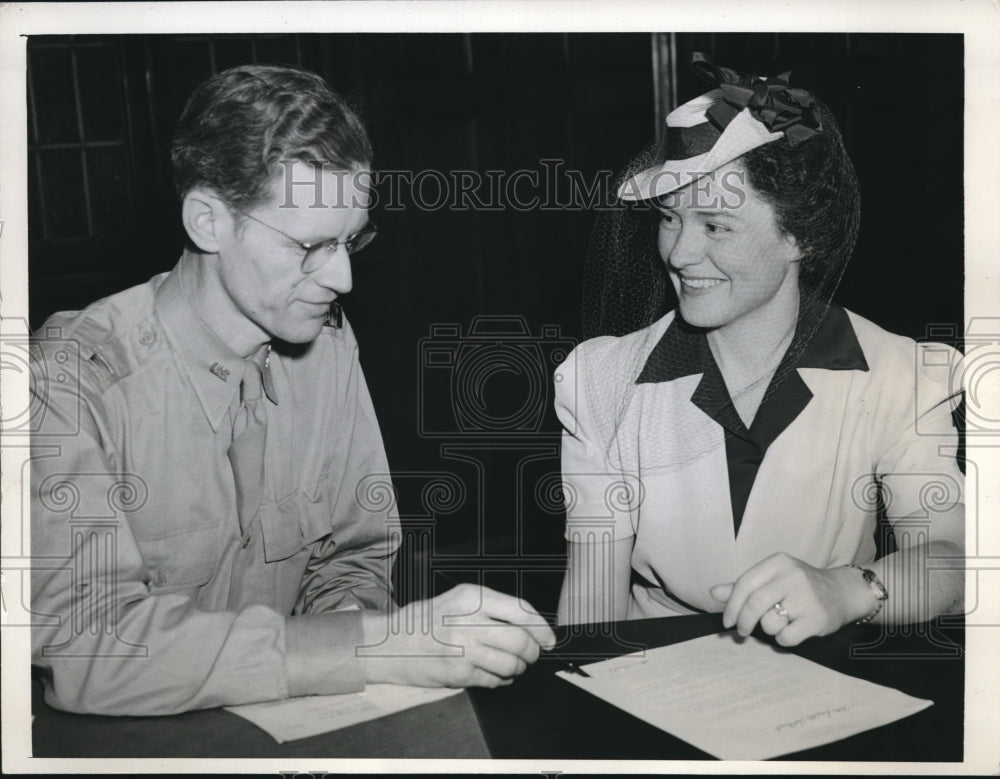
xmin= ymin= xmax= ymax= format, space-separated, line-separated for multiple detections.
xmin=259 ymin=478 xmax=333 ymax=563
xmin=135 ymin=525 xmax=221 ymax=593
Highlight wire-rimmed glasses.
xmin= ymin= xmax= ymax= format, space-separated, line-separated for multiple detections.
xmin=232 ymin=208 xmax=378 ymax=274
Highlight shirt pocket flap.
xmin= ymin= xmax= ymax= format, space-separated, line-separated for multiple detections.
xmin=260 ymin=485 xmax=332 ymax=563
xmin=138 ymin=526 xmax=219 ymax=592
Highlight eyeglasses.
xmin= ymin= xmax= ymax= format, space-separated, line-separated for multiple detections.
xmin=231 ymin=208 xmax=378 ymax=274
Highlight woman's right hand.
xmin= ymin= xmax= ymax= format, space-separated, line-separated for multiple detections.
xmin=359 ymin=584 xmax=556 ymax=688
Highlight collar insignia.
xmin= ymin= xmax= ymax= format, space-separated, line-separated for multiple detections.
xmin=209 ymin=362 xmax=231 ymax=382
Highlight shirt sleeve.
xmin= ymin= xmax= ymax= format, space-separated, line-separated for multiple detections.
xmin=30 ymin=342 xmax=304 ymax=715
xmin=874 ymin=341 xmax=965 ymax=549
xmin=554 ymin=342 xmax=637 ymax=545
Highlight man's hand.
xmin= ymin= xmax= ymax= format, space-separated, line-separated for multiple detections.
xmin=709 ymin=553 xmax=875 ymax=646
xmin=359 ymin=584 xmax=556 ymax=688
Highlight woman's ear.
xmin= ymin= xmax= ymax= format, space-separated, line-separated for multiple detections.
xmin=783 ymin=230 xmax=803 ymax=263
xmin=181 ymin=189 xmax=230 ymax=253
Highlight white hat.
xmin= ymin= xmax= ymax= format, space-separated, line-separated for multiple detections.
xmin=618 ymin=54 xmax=820 ymax=202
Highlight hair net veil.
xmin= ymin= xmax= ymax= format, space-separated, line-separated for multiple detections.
xmin=577 ymin=76 xmax=861 ymax=476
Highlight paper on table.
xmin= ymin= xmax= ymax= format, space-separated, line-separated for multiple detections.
xmin=225 ymin=684 xmax=463 ymax=743
xmin=557 ymin=632 xmax=932 ymax=760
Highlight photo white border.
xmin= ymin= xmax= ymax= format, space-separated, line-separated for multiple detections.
xmin=2 ymin=0 xmax=998 ymax=774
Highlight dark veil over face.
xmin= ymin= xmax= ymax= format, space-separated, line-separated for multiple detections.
xmin=582 ymin=139 xmax=672 ymax=341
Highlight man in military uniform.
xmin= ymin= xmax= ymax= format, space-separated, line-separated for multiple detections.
xmin=30 ymin=64 xmax=554 ymax=715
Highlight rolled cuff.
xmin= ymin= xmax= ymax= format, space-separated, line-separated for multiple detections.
xmin=284 ymin=610 xmax=366 ymax=697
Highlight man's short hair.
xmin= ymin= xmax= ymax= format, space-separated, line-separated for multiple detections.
xmin=171 ymin=64 xmax=373 ymax=211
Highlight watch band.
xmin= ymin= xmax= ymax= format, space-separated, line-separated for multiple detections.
xmin=852 ymin=565 xmax=889 ymax=624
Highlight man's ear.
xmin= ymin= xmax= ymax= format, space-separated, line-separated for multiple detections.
xmin=181 ymin=189 xmax=231 ymax=253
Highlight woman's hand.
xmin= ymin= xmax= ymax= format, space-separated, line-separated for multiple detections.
xmin=360 ymin=584 xmax=556 ymax=688
xmin=709 ymin=553 xmax=875 ymax=646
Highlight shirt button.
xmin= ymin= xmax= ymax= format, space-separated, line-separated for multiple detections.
xmin=152 ymin=572 xmax=166 ymax=587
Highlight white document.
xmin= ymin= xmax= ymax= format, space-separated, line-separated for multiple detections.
xmin=557 ymin=632 xmax=933 ymax=760
xmin=225 ymin=685 xmax=463 ymax=743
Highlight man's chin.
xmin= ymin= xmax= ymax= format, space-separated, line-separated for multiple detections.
xmin=273 ymin=320 xmax=327 ymax=345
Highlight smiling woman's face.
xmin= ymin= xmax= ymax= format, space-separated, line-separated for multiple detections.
xmin=656 ymin=160 xmax=802 ymax=334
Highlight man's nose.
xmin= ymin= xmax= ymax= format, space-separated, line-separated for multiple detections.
xmin=316 ymin=245 xmax=353 ymax=295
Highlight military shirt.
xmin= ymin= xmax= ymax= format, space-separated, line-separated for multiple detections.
xmin=31 ymin=251 xmax=399 ymax=715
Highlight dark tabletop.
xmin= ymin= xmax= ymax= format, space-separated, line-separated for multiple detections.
xmin=470 ymin=612 xmax=965 ymax=760
xmin=32 ymin=612 xmax=964 ymax=760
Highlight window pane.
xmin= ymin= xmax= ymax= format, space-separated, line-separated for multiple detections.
xmin=38 ymin=149 xmax=88 ymax=238
xmin=29 ymin=45 xmax=79 ymax=144
xmin=86 ymin=145 xmax=132 ymax=235
xmin=154 ymin=39 xmax=214 ymax=123
xmin=76 ymin=43 xmax=126 ymax=141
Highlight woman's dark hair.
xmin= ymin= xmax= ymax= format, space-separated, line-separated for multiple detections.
xmin=740 ymin=96 xmax=861 ymax=297
xmin=171 ymin=64 xmax=372 ymax=211
xmin=585 ymin=87 xmax=861 ymax=339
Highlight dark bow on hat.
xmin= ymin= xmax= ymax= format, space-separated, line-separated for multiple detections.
xmin=690 ymin=52 xmax=820 ymax=145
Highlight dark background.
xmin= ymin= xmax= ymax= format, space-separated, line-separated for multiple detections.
xmin=26 ymin=32 xmax=964 ymax=615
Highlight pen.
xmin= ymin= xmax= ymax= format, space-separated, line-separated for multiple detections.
xmin=433 ymin=572 xmax=591 ymax=678
xmin=554 ymin=656 xmax=592 ymax=678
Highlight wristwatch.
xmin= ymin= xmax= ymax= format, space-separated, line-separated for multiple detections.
xmin=852 ymin=565 xmax=889 ymax=624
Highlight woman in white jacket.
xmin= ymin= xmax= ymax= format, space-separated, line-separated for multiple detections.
xmin=555 ymin=54 xmax=965 ymax=645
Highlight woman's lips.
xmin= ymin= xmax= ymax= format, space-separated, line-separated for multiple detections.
xmin=679 ymin=276 xmax=725 ymax=291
